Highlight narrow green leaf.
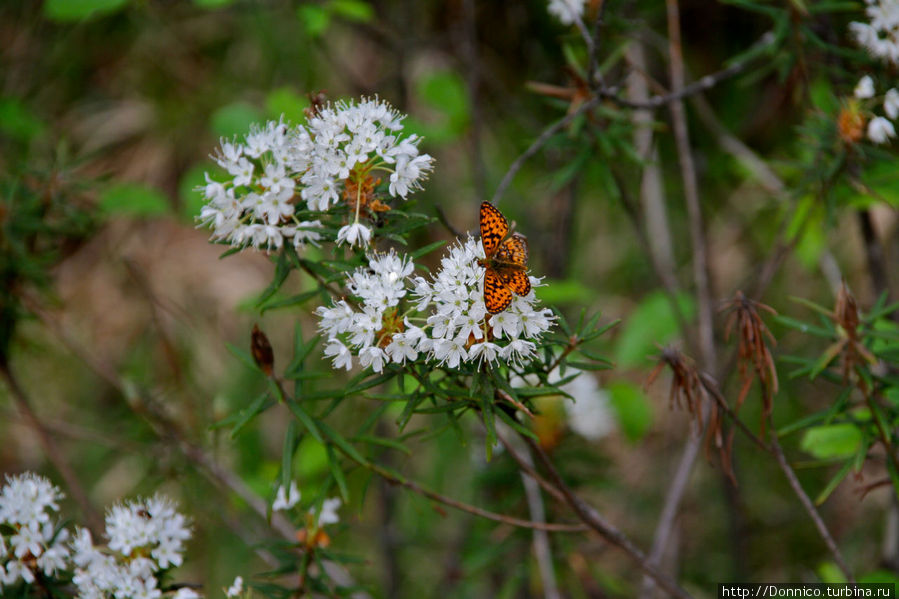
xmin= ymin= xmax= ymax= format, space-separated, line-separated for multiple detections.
xmin=320 ymin=421 xmax=369 ymax=465
xmin=352 ymin=435 xmax=411 ymax=455
xmin=256 ymin=248 xmax=292 ymax=307
xmin=814 ymin=460 xmax=853 ymax=505
xmin=326 ymin=445 xmax=350 ymax=501
xmin=410 ymin=240 xmax=447 ymax=260
xmin=285 ymin=400 xmax=323 ymax=443
xmin=281 ymin=421 xmax=299 ymax=492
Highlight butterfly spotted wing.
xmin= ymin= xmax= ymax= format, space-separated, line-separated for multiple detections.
xmin=483 ymin=267 xmax=514 ymax=313
xmin=501 ymin=269 xmax=531 ymax=297
xmin=479 ymin=204 xmax=531 ymax=313
xmin=480 ymin=202 xmax=509 ymax=258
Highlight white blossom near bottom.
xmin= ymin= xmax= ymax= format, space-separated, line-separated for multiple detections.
xmin=0 ymin=473 xmax=70 ymax=591
xmin=316 ymin=239 xmax=554 ymax=372
xmin=868 ymin=115 xmax=896 ymax=143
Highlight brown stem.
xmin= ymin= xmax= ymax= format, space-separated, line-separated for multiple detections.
xmin=769 ymin=430 xmax=855 ymax=583
xmin=491 ymin=96 xmax=601 ymax=207
xmin=525 ymin=438 xmax=694 ymax=599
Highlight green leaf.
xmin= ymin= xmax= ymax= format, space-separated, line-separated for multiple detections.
xmin=410 ymin=240 xmax=447 ymax=260
xmin=319 ymin=421 xmax=369 ymax=465
xmin=265 ymin=87 xmax=309 ymax=123
xmin=286 ymin=400 xmax=324 ymax=443
xmin=43 ymin=0 xmax=129 ymax=21
xmin=814 ymin=460 xmax=852 ymax=505
xmin=329 ymin=0 xmax=374 ymax=22
xmin=615 ymin=292 xmax=695 ymax=368
xmin=352 ymin=435 xmax=411 ymax=455
xmin=222 ymin=393 xmax=273 ymax=439
xmin=817 ymin=561 xmax=847 ymax=584
xmin=607 ymin=381 xmax=653 ymax=442
xmin=297 ymin=4 xmax=331 ymax=37
xmin=281 ymin=421 xmax=299 ymax=491
xmin=326 ymin=445 xmax=350 ymax=501
xmin=800 ymin=423 xmax=863 ymax=459
xmin=210 ymin=102 xmax=263 ymax=138
xmin=0 ymin=98 xmax=46 ymax=142
xmin=256 ymin=248 xmax=292 ymax=307
xmin=99 ymin=183 xmax=170 ymax=217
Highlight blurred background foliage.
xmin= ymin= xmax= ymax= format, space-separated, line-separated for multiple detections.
xmin=2 ymin=0 xmax=899 ymax=597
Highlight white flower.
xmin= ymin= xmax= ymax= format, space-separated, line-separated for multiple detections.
xmin=884 ymin=88 xmax=899 ymax=118
xmin=547 ymin=0 xmax=586 ymax=25
xmin=855 ymin=75 xmax=876 ymax=99
xmin=385 ymin=333 xmax=419 ymax=364
xmin=105 ymin=494 xmax=191 ymax=569
xmin=199 ymin=98 xmax=433 ymax=252
xmin=359 ymin=346 xmax=386 ymax=373
xmin=0 ymin=472 xmax=62 ymax=527
xmin=336 ymin=222 xmax=372 ymax=247
xmin=324 ymin=338 xmax=354 ymax=371
xmin=226 ymin=576 xmax=244 ymax=598
xmin=850 ymin=0 xmax=899 ymax=65
xmin=174 ymin=588 xmax=202 ymax=599
xmin=868 ymin=115 xmax=896 ymax=143
xmin=314 ymin=498 xmax=342 ymax=527
xmin=272 ymin=481 xmax=301 ymax=512
xmin=11 ymin=521 xmax=44 ymax=558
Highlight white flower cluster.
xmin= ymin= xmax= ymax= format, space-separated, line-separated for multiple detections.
xmin=547 ymin=0 xmax=586 ymax=25
xmin=0 ymin=473 xmax=69 ymax=589
xmin=317 ymin=239 xmax=554 ymax=372
xmin=71 ymin=495 xmax=191 ymax=599
xmin=198 ymin=97 xmax=434 ymax=251
xmin=851 ymin=0 xmax=899 ymax=65
xmin=853 ymin=75 xmax=899 ymax=144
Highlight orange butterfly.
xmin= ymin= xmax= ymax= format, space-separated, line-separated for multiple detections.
xmin=478 ymin=202 xmax=531 ymax=314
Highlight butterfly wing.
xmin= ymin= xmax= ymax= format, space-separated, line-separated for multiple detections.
xmin=502 ymin=269 xmax=531 ymax=297
xmin=500 ymin=233 xmax=529 ymax=268
xmin=480 ymin=202 xmax=509 ymax=258
xmin=484 ymin=267 xmax=513 ymax=314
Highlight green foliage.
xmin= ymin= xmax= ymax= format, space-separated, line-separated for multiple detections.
xmin=211 ymin=102 xmax=265 ymax=138
xmin=43 ymin=0 xmax=129 ymax=21
xmin=607 ymin=381 xmax=653 ymax=442
xmin=99 ymin=182 xmax=170 ymax=217
xmin=800 ymin=423 xmax=863 ymax=459
xmin=0 ymin=98 xmax=46 ymax=142
xmin=614 ymin=292 xmax=695 ymax=369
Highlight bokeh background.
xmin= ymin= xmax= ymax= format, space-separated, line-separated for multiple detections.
xmin=2 ymin=0 xmax=897 ymax=597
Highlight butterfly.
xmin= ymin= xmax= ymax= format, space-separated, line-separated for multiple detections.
xmin=478 ymin=202 xmax=531 ymax=314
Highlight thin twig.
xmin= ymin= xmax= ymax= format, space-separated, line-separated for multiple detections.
xmin=599 ymin=32 xmax=775 ymax=110
xmin=518 ymin=442 xmax=562 ymax=599
xmin=524 ymin=438 xmax=694 ymax=599
xmin=491 ymin=96 xmax=600 ymax=207
xmin=769 ymin=430 xmax=856 ymax=583
xmin=334 ymin=442 xmax=586 ymax=534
